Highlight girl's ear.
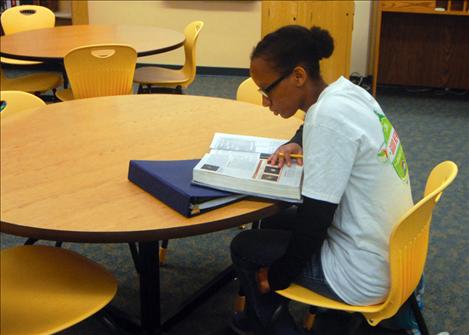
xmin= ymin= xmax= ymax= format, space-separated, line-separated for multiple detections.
xmin=293 ymin=66 xmax=307 ymax=87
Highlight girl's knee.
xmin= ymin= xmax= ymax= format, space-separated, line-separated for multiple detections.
xmin=230 ymin=229 xmax=254 ymax=257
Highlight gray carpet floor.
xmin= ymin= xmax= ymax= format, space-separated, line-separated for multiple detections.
xmin=1 ymin=73 xmax=468 ymax=335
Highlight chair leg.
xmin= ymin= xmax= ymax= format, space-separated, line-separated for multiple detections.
xmin=252 ymin=220 xmax=261 ymax=230
xmin=232 ymin=221 xmax=260 ymax=314
xmin=137 ymin=84 xmax=143 ymax=94
xmin=159 ymin=240 xmax=169 ymax=265
xmin=25 ymin=238 xmax=63 ymax=248
xmin=98 ymin=309 xmax=129 ymax=335
xmin=410 ymin=293 xmax=430 ymax=335
xmin=24 ymin=238 xmax=38 ymax=245
xmin=303 ymin=310 xmax=316 ymax=331
xmin=233 ymin=278 xmax=246 ymax=313
xmin=234 ymin=293 xmax=246 ymax=313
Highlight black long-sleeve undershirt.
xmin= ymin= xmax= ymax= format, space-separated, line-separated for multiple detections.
xmin=267 ymin=197 xmax=338 ymax=291
xmin=266 ymin=125 xmax=336 ymax=290
xmin=288 ymin=124 xmax=303 ymax=147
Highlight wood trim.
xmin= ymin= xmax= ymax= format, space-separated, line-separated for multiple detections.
xmin=371 ymin=1 xmax=383 ymax=95
xmin=71 ymin=0 xmax=89 ymax=25
xmin=380 ymin=0 xmax=469 ymax=15
xmin=343 ymin=1 xmax=355 ymax=79
xmin=380 ymin=0 xmax=435 ymax=13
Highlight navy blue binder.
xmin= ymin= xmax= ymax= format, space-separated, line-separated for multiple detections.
xmin=128 ymin=159 xmax=245 ymax=217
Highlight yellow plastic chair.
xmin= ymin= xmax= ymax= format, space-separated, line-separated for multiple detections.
xmin=1 ymin=69 xmax=61 ymax=94
xmin=1 ymin=90 xmax=45 ymax=121
xmin=236 ymin=77 xmax=305 ymax=120
xmin=55 ymin=44 xmax=137 ymax=101
xmin=0 ymin=5 xmax=61 ymax=93
xmin=236 ymin=77 xmax=264 ymax=105
xmin=0 ymin=5 xmax=55 ymax=66
xmin=1 ymin=245 xmax=118 ymax=335
xmin=275 ymin=161 xmax=458 ymax=334
xmin=133 ymin=21 xmax=204 ymax=94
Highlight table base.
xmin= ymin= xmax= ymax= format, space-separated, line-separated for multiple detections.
xmin=125 ymin=241 xmax=236 ymax=334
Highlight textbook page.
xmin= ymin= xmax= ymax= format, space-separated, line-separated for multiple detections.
xmin=210 ymin=133 xmax=287 ymax=155
xmin=199 ymin=151 xmax=302 ymax=187
xmin=193 ymin=151 xmax=303 ymax=202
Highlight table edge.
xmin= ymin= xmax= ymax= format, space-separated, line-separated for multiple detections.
xmin=0 ymin=202 xmax=286 ymax=243
xmin=0 ymin=39 xmax=185 ymax=62
xmin=0 ymin=24 xmax=186 ymax=61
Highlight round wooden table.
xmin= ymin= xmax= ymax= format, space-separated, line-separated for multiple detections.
xmin=0 ymin=24 xmax=185 ymax=61
xmin=0 ymin=94 xmax=301 ymax=242
xmin=1 ymin=94 xmax=301 ymax=333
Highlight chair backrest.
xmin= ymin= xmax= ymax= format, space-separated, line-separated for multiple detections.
xmin=364 ymin=161 xmax=458 ymax=325
xmin=236 ymin=77 xmax=305 ymax=120
xmin=236 ymin=77 xmax=263 ymax=105
xmin=1 ymin=5 xmax=55 ymax=35
xmin=0 ymin=90 xmax=45 ymax=120
xmin=64 ymin=44 xmax=137 ymax=99
xmin=180 ymin=21 xmax=204 ymax=87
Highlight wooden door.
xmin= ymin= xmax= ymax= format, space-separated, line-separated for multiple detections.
xmin=261 ymin=1 xmax=298 ymax=37
xmin=262 ymin=1 xmax=354 ymax=83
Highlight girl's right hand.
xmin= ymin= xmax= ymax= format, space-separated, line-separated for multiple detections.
xmin=268 ymin=143 xmax=303 ymax=168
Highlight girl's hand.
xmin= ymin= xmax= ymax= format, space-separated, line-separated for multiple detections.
xmin=268 ymin=143 xmax=303 ymax=168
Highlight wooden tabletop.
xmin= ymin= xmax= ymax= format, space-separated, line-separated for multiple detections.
xmin=0 ymin=95 xmax=301 ymax=243
xmin=0 ymin=25 xmax=185 ymax=61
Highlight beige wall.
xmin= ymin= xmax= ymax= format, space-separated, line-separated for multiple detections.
xmin=88 ymin=0 xmax=262 ymax=68
xmin=351 ymin=0 xmax=372 ymax=76
xmin=88 ymin=0 xmax=372 ymax=74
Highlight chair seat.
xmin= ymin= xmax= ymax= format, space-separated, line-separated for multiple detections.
xmin=1 ymin=72 xmax=61 ymax=93
xmin=0 ymin=90 xmax=46 ymax=121
xmin=1 ymin=56 xmax=42 ymax=66
xmin=276 ymin=284 xmax=384 ymax=313
xmin=55 ymin=88 xmax=74 ymax=101
xmin=0 ymin=245 xmax=117 ymax=335
xmin=134 ymin=66 xmax=189 ymax=86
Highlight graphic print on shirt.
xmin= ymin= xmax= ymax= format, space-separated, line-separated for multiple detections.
xmin=374 ymin=110 xmax=409 ymax=182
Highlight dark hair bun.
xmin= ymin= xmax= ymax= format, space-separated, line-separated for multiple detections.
xmin=251 ymin=24 xmax=334 ymax=79
xmin=309 ymin=26 xmax=334 ymax=60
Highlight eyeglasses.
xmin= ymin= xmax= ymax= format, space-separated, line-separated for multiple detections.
xmin=257 ymin=71 xmax=292 ymax=99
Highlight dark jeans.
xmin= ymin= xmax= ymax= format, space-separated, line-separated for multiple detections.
xmin=230 ymin=207 xmax=343 ymax=335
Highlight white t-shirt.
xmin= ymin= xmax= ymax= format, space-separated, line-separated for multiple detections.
xmin=302 ymin=77 xmax=413 ymax=305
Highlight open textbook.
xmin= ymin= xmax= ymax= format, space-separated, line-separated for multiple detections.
xmin=193 ymin=133 xmax=303 ymax=202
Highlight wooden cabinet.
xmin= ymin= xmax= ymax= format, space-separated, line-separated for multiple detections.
xmin=46 ymin=0 xmax=88 ymax=25
xmin=372 ymin=0 xmax=469 ymax=95
xmin=261 ymin=1 xmax=354 ymax=84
